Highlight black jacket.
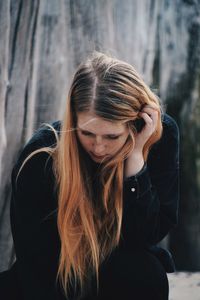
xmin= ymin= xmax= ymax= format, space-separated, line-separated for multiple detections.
xmin=1 ymin=112 xmax=180 ymax=299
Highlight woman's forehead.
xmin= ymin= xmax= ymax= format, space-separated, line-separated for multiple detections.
xmin=77 ymin=112 xmax=126 ymax=135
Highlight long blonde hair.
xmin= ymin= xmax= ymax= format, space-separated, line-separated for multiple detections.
xmin=16 ymin=51 xmax=163 ymax=298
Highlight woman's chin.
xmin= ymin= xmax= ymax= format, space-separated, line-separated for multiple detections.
xmin=89 ymin=152 xmax=110 ymax=162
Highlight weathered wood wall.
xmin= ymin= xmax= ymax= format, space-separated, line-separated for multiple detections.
xmin=0 ymin=0 xmax=199 ymax=272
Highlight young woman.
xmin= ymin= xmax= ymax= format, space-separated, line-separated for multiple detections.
xmin=0 ymin=52 xmax=179 ymax=300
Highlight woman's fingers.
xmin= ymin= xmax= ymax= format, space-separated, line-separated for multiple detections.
xmin=139 ymin=106 xmax=158 ymax=131
xmin=135 ymin=107 xmax=158 ymax=142
xmin=140 ymin=105 xmax=158 ymax=118
xmin=132 ymin=105 xmax=159 ymax=152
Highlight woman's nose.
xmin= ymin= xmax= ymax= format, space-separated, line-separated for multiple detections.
xmin=93 ymin=144 xmax=105 ymax=154
xmin=93 ymin=137 xmax=106 ymax=154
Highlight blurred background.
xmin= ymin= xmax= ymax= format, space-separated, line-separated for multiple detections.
xmin=0 ymin=0 xmax=200 ymax=276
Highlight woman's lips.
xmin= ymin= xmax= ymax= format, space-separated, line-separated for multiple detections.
xmin=90 ymin=152 xmax=106 ymax=159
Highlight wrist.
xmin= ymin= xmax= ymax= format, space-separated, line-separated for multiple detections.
xmin=127 ymin=149 xmax=144 ymax=164
xmin=124 ymin=152 xmax=144 ymax=178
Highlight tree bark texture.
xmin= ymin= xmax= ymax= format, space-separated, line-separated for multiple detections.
xmin=0 ymin=0 xmax=200 ymax=271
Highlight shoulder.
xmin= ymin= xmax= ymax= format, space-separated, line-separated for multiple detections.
xmin=147 ymin=113 xmax=180 ymax=170
xmin=12 ymin=120 xmax=62 ymax=181
xmin=153 ymin=113 xmax=180 ymax=149
xmin=161 ymin=113 xmax=179 ymax=140
xmin=160 ymin=113 xmax=180 ymax=154
xmin=24 ymin=120 xmax=61 ymax=151
xmin=17 ymin=120 xmax=61 ymax=161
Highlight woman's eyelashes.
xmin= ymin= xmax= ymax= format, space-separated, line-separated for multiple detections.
xmin=80 ymin=131 xmax=120 ymax=140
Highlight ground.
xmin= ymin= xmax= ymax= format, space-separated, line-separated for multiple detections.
xmin=168 ymin=272 xmax=200 ymax=300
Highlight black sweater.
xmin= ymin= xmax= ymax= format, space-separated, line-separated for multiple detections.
xmin=9 ymin=113 xmax=179 ymax=300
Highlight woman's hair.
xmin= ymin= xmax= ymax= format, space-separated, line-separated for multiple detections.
xmin=16 ymin=51 xmax=163 ymax=298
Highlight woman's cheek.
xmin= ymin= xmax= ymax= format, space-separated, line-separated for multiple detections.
xmin=84 ymin=138 xmax=93 ymax=150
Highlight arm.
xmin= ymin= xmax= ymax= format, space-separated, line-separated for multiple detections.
xmin=121 ymin=115 xmax=180 ymax=246
xmin=10 ymin=150 xmax=65 ymax=300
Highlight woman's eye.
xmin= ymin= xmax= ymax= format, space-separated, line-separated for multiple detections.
xmin=81 ymin=131 xmax=119 ymax=140
xmin=106 ymin=136 xmax=119 ymax=140
xmin=81 ymin=131 xmax=93 ymax=136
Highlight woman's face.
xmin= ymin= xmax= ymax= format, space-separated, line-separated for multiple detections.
xmin=76 ymin=111 xmax=130 ymax=162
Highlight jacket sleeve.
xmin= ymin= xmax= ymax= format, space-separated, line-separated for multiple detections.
xmin=10 ymin=150 xmax=66 ymax=300
xmin=121 ymin=115 xmax=180 ymax=247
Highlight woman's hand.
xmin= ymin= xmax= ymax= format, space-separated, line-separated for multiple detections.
xmin=133 ymin=105 xmax=158 ymax=153
xmin=124 ymin=105 xmax=158 ymax=178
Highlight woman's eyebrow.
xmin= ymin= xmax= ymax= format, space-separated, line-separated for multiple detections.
xmin=78 ymin=127 xmax=124 ymax=136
